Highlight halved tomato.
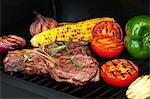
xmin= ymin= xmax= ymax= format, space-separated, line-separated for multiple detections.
xmin=101 ymin=59 xmax=139 ymax=87
xmin=92 ymin=21 xmax=123 ymax=40
xmin=91 ymin=36 xmax=124 ymax=58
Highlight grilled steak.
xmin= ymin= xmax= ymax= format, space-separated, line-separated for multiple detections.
xmin=41 ymin=41 xmax=100 ymax=85
xmin=49 ymin=54 xmax=100 ymax=85
xmin=3 ymin=49 xmax=57 ymax=75
xmin=3 ymin=41 xmax=100 ymax=85
xmin=41 ymin=41 xmax=91 ymax=57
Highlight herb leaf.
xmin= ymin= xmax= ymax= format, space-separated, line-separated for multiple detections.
xmin=66 ymin=56 xmax=82 ymax=68
xmin=50 ymin=38 xmax=72 ymax=56
xmin=23 ymin=55 xmax=31 ymax=63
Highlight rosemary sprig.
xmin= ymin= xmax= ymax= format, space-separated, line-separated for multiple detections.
xmin=65 ymin=47 xmax=70 ymax=56
xmin=65 ymin=55 xmax=82 ymax=68
xmin=70 ymin=56 xmax=82 ymax=68
xmin=50 ymin=38 xmax=72 ymax=56
xmin=23 ymin=55 xmax=31 ymax=63
xmin=48 ymin=38 xmax=82 ymax=68
xmin=64 ymin=43 xmax=83 ymax=68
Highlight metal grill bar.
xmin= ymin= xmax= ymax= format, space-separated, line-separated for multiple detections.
xmin=22 ymin=75 xmax=31 ymax=80
xmin=109 ymin=89 xmax=124 ymax=98
xmin=96 ymin=88 xmax=114 ymax=98
xmin=59 ymin=85 xmax=72 ymax=92
xmin=28 ymin=76 xmax=41 ymax=82
xmin=15 ymin=73 xmax=26 ymax=78
xmin=115 ymin=90 xmax=126 ymax=98
xmin=52 ymin=83 xmax=62 ymax=89
xmin=36 ymin=77 xmax=50 ymax=84
xmin=45 ymin=81 xmax=59 ymax=87
xmin=43 ymin=81 xmax=54 ymax=87
xmin=69 ymin=87 xmax=84 ymax=94
xmin=82 ymin=85 xmax=106 ymax=98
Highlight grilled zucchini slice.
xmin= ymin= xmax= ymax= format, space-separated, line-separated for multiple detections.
xmin=126 ymin=75 xmax=150 ymax=99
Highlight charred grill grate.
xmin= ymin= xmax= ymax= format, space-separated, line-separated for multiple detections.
xmin=0 ymin=50 xmax=149 ymax=98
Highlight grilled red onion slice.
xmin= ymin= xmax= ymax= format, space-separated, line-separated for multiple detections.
xmin=0 ymin=35 xmax=26 ymax=54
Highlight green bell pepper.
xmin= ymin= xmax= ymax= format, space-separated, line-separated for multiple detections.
xmin=125 ymin=15 xmax=150 ymax=59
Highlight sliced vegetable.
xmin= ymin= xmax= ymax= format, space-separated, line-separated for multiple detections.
xmin=31 ymin=17 xmax=115 ymax=47
xmin=101 ymin=59 xmax=139 ymax=87
xmin=92 ymin=21 xmax=123 ymax=39
xmin=126 ymin=75 xmax=150 ymax=99
xmin=0 ymin=35 xmax=26 ymax=54
xmin=91 ymin=36 xmax=124 ymax=58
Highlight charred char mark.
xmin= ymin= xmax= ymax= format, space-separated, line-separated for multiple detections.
xmin=112 ymin=31 xmax=114 ymax=36
xmin=119 ymin=59 xmax=132 ymax=76
xmin=111 ymin=60 xmax=117 ymax=67
xmin=111 ymin=71 xmax=117 ymax=79
xmin=127 ymin=60 xmax=137 ymax=72
xmin=127 ymin=70 xmax=132 ymax=76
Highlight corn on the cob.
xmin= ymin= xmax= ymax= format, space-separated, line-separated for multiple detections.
xmin=31 ymin=17 xmax=115 ymax=47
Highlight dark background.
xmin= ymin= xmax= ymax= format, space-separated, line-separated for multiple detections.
xmin=1 ymin=0 xmax=149 ymax=40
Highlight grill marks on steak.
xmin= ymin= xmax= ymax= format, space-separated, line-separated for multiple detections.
xmin=3 ymin=41 xmax=100 ymax=85
xmin=50 ymin=54 xmax=100 ymax=85
xmin=3 ymin=51 xmax=24 ymax=72
xmin=40 ymin=41 xmax=100 ymax=85
xmin=3 ymin=49 xmax=57 ymax=75
xmin=41 ymin=41 xmax=91 ymax=57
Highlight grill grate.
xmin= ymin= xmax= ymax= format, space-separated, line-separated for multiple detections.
xmin=1 ymin=51 xmax=149 ymax=98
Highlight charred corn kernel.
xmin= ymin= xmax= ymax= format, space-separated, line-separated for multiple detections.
xmin=31 ymin=29 xmax=57 ymax=47
xmin=31 ymin=17 xmax=115 ymax=47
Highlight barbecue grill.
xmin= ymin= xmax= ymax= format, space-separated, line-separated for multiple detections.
xmin=1 ymin=0 xmax=149 ymax=98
